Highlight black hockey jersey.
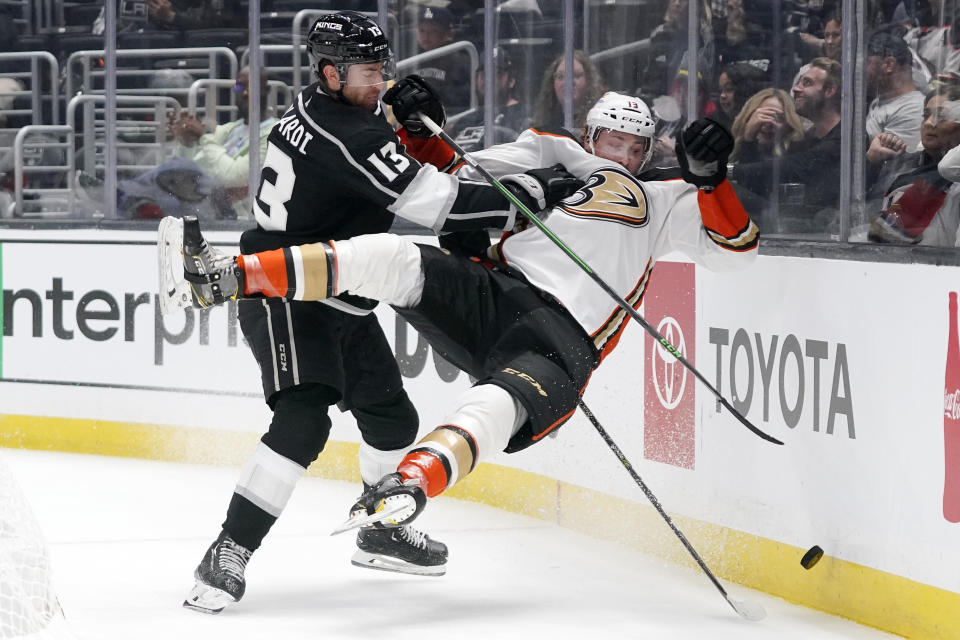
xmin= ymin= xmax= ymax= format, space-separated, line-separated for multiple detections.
xmin=241 ymin=83 xmax=514 ymax=257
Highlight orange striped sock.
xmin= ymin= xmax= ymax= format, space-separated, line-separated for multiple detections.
xmin=237 ymin=249 xmax=292 ymax=298
xmin=398 ymin=451 xmax=449 ymax=498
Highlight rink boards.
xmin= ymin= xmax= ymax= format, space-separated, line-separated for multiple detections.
xmin=0 ymin=227 xmax=957 ymax=638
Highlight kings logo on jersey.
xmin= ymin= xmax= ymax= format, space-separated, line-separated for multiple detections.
xmin=643 ymin=262 xmax=695 ymax=469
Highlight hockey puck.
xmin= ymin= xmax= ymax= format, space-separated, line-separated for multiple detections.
xmin=800 ymin=545 xmax=824 ymax=570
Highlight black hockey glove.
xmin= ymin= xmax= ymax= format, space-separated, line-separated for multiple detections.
xmin=676 ymin=118 xmax=734 ymax=191
xmin=383 ymin=74 xmax=446 ymax=138
xmin=500 ymin=164 xmax=584 ymax=215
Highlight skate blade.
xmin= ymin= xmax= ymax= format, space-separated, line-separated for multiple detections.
xmin=330 ymin=501 xmax=413 ymax=536
xmin=182 ymin=580 xmax=236 ymax=615
xmin=157 ymin=216 xmax=192 ymax=316
xmin=351 ymin=550 xmax=446 ymax=576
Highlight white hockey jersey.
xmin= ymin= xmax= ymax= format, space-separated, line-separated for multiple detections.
xmin=455 ymin=127 xmax=614 ymax=182
xmin=498 ymin=171 xmax=759 ymax=359
xmin=400 ymin=126 xmax=760 ymax=359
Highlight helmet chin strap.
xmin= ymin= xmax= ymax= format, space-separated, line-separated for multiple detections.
xmin=586 ymin=128 xmax=598 ymax=154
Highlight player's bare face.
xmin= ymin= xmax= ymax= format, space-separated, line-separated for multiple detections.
xmin=341 ymin=63 xmax=386 ymax=111
xmin=591 ymin=129 xmax=649 ymax=175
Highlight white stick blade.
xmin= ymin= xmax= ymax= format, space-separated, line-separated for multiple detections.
xmin=730 ymin=598 xmax=766 ymax=621
xmin=330 ymin=502 xmax=410 ymax=536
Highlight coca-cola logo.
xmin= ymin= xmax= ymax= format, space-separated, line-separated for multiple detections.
xmin=945 ymin=388 xmax=960 ymax=421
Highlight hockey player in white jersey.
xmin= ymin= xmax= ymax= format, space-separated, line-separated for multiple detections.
xmin=159 ymin=101 xmax=758 ymax=536
xmin=384 ymin=79 xmax=669 ymax=258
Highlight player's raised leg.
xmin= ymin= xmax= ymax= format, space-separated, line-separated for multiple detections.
xmin=157 ymin=216 xmax=425 ymax=314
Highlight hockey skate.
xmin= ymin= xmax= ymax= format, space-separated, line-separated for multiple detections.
xmin=331 ymin=472 xmax=427 ymax=534
xmin=157 ymin=215 xmax=242 ymax=316
xmin=183 ymin=530 xmax=253 ymax=614
xmin=352 ymin=525 xmax=448 ymax=576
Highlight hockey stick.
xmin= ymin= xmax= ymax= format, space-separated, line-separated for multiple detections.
xmin=577 ymin=399 xmax=766 ymax=621
xmin=417 ymin=113 xmax=782 ymax=446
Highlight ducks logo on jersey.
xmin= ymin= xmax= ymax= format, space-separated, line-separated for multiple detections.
xmin=560 ymin=168 xmax=648 ymax=227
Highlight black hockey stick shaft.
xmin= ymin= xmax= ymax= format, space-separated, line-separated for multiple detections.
xmin=577 ymin=399 xmax=765 ymax=621
xmin=417 ymin=114 xmax=782 ymax=446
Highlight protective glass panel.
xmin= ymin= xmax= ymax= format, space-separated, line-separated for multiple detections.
xmin=856 ymin=2 xmax=960 ymax=248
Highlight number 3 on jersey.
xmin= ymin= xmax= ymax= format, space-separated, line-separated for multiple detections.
xmin=254 ymin=142 xmax=295 ymax=231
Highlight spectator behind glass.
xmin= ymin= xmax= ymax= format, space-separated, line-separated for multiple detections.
xmin=717 ymin=0 xmax=775 ymax=69
xmin=795 ymin=7 xmax=841 ymax=61
xmin=410 ymin=5 xmax=472 ymax=115
xmin=448 ymin=47 xmax=526 ymax=153
xmin=865 ymin=30 xmax=924 ymax=149
xmin=868 ymin=86 xmax=960 ymax=245
xmin=729 ymin=87 xmax=805 ymax=164
xmin=729 ymin=57 xmax=843 ymax=229
xmin=727 ymin=88 xmax=805 ymax=223
xmin=715 ymin=61 xmax=768 ymax=130
xmin=652 ymin=67 xmax=718 ymax=167
xmin=530 ymin=50 xmax=605 ymax=137
xmin=823 ymin=11 xmax=843 ymax=61
xmin=904 ymin=2 xmax=960 ymax=79
xmin=645 ymin=0 xmax=714 ymax=97
xmin=167 ymin=66 xmax=276 ymax=218
xmin=790 ymin=10 xmax=843 ymax=91
xmin=77 ymin=66 xmax=276 ymax=219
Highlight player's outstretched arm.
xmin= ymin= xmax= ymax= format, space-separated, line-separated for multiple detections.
xmin=661 ymin=119 xmax=759 ymax=265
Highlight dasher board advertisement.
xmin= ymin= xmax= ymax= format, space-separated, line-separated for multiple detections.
xmin=2 ymin=234 xmax=960 ymax=594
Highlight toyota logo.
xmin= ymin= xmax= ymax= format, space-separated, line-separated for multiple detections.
xmin=652 ymin=316 xmax=688 ymax=410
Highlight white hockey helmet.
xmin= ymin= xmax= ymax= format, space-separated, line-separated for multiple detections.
xmin=584 ymin=91 xmax=657 ymax=173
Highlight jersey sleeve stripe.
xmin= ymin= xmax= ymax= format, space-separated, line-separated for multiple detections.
xmin=697 ymin=180 xmax=749 ymax=237
xmin=295 ymin=92 xmax=400 ymax=200
xmin=697 ymin=180 xmax=760 ymax=251
xmin=388 ymin=164 xmax=457 ymax=231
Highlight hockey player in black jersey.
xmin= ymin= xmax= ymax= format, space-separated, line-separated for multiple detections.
xmin=174 ymin=11 xmax=583 ymax=615
xmin=163 ymin=115 xmax=757 ymax=584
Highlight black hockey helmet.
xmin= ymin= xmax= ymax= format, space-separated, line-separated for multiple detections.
xmin=307 ymin=11 xmax=396 ymax=86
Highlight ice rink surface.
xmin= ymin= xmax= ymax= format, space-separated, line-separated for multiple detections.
xmin=4 ymin=449 xmax=896 ymax=640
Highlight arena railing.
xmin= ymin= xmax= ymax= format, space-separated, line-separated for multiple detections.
xmin=12 ymin=124 xmax=73 ymax=218
xmin=0 ymin=51 xmax=60 ymax=126
xmin=64 ymin=47 xmax=239 ymax=104
xmin=186 ymin=78 xmax=292 ymax=130
xmin=66 ymin=93 xmax=182 ymax=180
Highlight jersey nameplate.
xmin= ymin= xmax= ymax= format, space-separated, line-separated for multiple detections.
xmin=276 ymin=112 xmax=315 ymax=155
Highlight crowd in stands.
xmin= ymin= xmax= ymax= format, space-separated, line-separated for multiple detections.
xmin=4 ymin=0 xmax=960 ymax=247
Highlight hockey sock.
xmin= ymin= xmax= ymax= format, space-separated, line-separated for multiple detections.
xmin=397 ymin=425 xmax=480 ymax=498
xmin=237 ymin=243 xmax=335 ymax=300
xmin=359 ymin=443 xmax=411 ymax=487
xmin=396 ymin=384 xmax=526 ymax=497
xmin=234 ymin=442 xmax=307 ymax=519
xmin=333 ymin=234 xmax=425 ymax=307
